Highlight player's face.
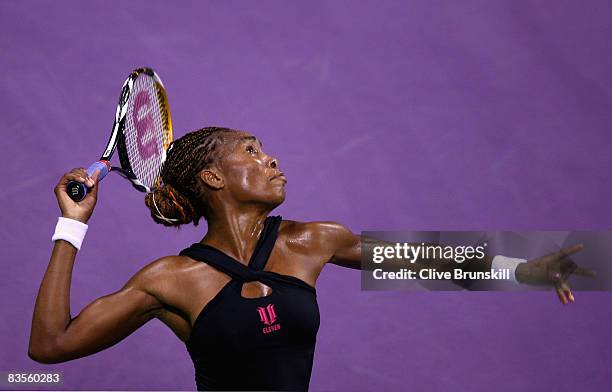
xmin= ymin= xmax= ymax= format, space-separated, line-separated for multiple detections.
xmin=218 ymin=132 xmax=286 ymax=207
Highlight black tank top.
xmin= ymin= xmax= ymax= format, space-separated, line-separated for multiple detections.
xmin=179 ymin=216 xmax=320 ymax=391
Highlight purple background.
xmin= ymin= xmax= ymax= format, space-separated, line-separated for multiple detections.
xmin=2 ymin=0 xmax=611 ymax=390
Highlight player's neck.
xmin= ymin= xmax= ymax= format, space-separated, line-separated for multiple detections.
xmin=201 ymin=208 xmax=270 ymax=265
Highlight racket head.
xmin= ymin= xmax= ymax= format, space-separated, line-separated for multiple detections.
xmin=113 ymin=67 xmax=173 ymax=192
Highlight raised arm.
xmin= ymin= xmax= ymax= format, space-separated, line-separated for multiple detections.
xmin=29 ymin=247 xmax=164 ymax=363
xmin=317 ymin=221 xmax=592 ymax=304
xmin=28 ymin=168 xmax=164 ymax=363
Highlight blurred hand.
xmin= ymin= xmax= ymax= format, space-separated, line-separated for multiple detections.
xmin=515 ymin=244 xmax=596 ymax=305
xmin=54 ymin=168 xmax=100 ymax=224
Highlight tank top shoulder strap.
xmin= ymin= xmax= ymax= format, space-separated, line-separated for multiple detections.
xmin=248 ymin=215 xmax=282 ymax=271
xmin=179 ymin=243 xmax=256 ymax=282
xmin=178 ymin=215 xmax=282 ymax=282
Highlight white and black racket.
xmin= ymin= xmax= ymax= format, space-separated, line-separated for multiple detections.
xmin=67 ymin=67 xmax=173 ymax=201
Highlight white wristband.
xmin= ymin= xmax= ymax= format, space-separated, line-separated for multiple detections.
xmin=52 ymin=217 xmax=88 ymax=250
xmin=491 ymin=255 xmax=526 ymax=283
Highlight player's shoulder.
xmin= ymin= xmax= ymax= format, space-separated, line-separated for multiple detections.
xmin=126 ymin=255 xmax=208 ymax=288
xmin=279 ymin=219 xmax=355 ymax=249
xmin=141 ymin=255 xmax=192 ymax=272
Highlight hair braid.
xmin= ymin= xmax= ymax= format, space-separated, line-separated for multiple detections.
xmin=144 ymin=126 xmax=238 ymax=227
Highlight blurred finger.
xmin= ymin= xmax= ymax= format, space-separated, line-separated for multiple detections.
xmin=572 ymin=266 xmax=597 ymax=278
xmin=558 ymin=244 xmax=584 ymax=257
xmin=555 ymin=285 xmax=568 ymax=305
xmin=560 ymin=281 xmax=574 ymax=303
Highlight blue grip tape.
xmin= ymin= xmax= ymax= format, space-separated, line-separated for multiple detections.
xmin=67 ymin=161 xmax=111 ymax=201
xmin=86 ymin=160 xmax=111 ymax=181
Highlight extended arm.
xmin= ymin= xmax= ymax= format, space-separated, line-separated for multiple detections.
xmin=318 ymin=221 xmax=592 ymax=304
xmin=325 ymin=224 xmax=494 ymax=275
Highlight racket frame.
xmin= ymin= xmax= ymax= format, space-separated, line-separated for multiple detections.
xmin=66 ymin=67 xmax=173 ymax=201
xmin=114 ymin=68 xmax=173 ymax=192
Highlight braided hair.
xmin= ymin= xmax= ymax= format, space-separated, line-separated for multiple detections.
xmin=144 ymin=126 xmax=238 ymax=227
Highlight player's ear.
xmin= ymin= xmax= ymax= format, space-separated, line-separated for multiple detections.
xmin=200 ymin=169 xmax=224 ymax=190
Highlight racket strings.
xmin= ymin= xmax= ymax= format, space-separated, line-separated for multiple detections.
xmin=123 ymin=75 xmax=171 ymax=190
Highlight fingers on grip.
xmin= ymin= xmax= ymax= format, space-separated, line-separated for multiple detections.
xmin=64 ymin=168 xmax=95 ymax=187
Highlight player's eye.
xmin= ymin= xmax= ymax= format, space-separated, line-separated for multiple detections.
xmin=246 ymin=145 xmax=257 ymax=154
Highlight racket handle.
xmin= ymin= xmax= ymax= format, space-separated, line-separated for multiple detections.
xmin=66 ymin=161 xmax=111 ymax=202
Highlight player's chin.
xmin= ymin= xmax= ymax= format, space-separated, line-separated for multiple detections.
xmin=268 ymin=188 xmax=286 ymax=205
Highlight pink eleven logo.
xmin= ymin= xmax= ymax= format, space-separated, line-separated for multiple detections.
xmin=257 ymin=304 xmax=281 ymax=334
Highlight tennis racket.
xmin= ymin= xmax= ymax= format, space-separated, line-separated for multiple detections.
xmin=67 ymin=67 xmax=173 ymax=201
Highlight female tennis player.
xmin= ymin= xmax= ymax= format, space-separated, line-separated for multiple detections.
xmin=29 ymin=127 xmax=589 ymax=391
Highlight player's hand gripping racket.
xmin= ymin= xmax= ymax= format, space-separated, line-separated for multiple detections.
xmin=67 ymin=67 xmax=173 ymax=201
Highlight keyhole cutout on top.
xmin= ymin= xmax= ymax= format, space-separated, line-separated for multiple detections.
xmin=241 ymin=281 xmax=274 ymax=299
